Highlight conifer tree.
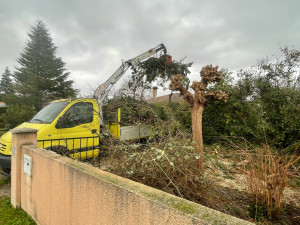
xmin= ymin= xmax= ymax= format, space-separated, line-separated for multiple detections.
xmin=0 ymin=67 xmax=13 ymax=95
xmin=13 ymin=20 xmax=76 ymax=110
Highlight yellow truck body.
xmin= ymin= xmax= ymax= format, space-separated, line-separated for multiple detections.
xmin=0 ymin=98 xmax=152 ymax=173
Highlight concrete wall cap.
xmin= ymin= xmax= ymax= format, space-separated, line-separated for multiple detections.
xmin=10 ymin=128 xmax=38 ymax=134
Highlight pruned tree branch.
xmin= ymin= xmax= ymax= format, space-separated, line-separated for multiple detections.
xmin=170 ymin=75 xmax=194 ymax=106
xmin=169 ymin=65 xmax=228 ymax=173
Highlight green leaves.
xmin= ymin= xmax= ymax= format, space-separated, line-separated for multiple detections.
xmin=0 ymin=104 xmax=36 ymax=128
xmin=131 ymin=56 xmax=192 ymax=88
xmin=200 ymin=47 xmax=300 ymax=150
xmin=103 ymin=97 xmax=158 ymax=125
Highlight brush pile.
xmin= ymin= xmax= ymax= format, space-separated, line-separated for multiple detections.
xmin=103 ymin=97 xmax=158 ymax=126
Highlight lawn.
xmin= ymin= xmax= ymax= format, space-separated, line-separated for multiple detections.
xmin=0 ymin=169 xmax=36 ymax=225
xmin=0 ymin=197 xmax=36 ymax=225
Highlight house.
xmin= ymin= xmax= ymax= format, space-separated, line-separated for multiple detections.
xmin=146 ymin=87 xmax=184 ymax=104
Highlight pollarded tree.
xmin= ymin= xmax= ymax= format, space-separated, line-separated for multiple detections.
xmin=170 ymin=65 xmax=228 ymax=172
xmin=0 ymin=67 xmax=13 ymax=95
xmin=13 ymin=20 xmax=77 ymax=110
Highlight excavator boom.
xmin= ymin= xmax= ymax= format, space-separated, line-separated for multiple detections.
xmin=94 ymin=43 xmax=168 ymax=124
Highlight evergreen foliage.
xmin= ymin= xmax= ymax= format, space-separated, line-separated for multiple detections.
xmin=202 ymin=47 xmax=300 ymax=149
xmin=12 ymin=20 xmax=77 ymax=110
xmin=0 ymin=67 xmax=13 ymax=95
xmin=250 ymin=47 xmax=300 ymax=148
xmin=150 ymin=102 xmax=191 ymax=130
xmin=130 ymin=56 xmax=192 ymax=90
xmin=202 ymin=70 xmax=262 ymax=143
xmin=137 ymin=56 xmax=192 ymax=86
xmin=0 ymin=104 xmax=36 ymax=128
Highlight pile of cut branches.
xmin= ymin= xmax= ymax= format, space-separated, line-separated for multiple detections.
xmin=132 ymin=56 xmax=192 ymax=87
xmin=103 ymin=97 xmax=158 ymax=126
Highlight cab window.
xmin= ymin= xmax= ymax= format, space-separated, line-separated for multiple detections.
xmin=61 ymin=102 xmax=93 ymax=128
xmin=30 ymin=101 xmax=69 ymax=124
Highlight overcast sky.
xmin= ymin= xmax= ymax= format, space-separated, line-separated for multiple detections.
xmin=1 ymin=0 xmax=299 ymax=97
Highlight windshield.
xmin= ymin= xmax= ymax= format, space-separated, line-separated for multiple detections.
xmin=30 ymin=102 xmax=69 ymax=124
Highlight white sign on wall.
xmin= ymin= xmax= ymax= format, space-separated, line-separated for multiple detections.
xmin=24 ymin=154 xmax=32 ymax=176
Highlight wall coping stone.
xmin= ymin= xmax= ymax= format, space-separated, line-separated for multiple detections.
xmin=11 ymin=128 xmax=38 ymax=134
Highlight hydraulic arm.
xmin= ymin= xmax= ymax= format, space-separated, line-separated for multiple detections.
xmin=93 ymin=44 xmax=168 ymax=124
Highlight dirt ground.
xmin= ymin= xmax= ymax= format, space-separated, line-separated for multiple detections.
xmin=209 ymin=158 xmax=300 ymax=208
xmin=0 ymin=172 xmax=10 ymax=198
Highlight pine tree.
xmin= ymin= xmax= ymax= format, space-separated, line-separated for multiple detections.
xmin=0 ymin=67 xmax=13 ymax=95
xmin=13 ymin=20 xmax=77 ymax=110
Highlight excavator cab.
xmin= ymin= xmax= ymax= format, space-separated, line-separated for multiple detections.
xmin=164 ymin=54 xmax=172 ymax=64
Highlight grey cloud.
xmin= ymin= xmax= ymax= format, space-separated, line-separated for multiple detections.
xmin=0 ymin=0 xmax=300 ymax=95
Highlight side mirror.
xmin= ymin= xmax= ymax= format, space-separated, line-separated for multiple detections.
xmin=55 ymin=116 xmax=64 ymax=129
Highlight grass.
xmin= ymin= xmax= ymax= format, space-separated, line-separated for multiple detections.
xmin=0 ymin=176 xmax=10 ymax=187
xmin=223 ymin=175 xmax=235 ymax=180
xmin=289 ymin=177 xmax=300 ymax=188
xmin=244 ymin=145 xmax=300 ymax=219
xmin=0 ymin=197 xmax=36 ymax=225
xmin=0 ymin=170 xmax=36 ymax=224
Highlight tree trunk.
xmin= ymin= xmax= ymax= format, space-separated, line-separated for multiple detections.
xmin=191 ymin=102 xmax=204 ymax=173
